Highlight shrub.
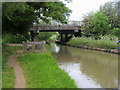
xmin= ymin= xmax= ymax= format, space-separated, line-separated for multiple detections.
xmin=38 ymin=32 xmax=57 ymax=41
xmin=110 ymin=28 xmax=120 ymax=39
xmin=2 ymin=33 xmax=28 ymax=44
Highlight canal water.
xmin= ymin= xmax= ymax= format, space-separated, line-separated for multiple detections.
xmin=49 ymin=43 xmax=118 ymax=88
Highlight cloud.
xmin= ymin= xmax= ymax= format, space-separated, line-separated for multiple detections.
xmin=61 ymin=0 xmax=114 ymax=21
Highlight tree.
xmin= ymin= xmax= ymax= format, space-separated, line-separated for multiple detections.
xmin=2 ymin=2 xmax=72 ymax=35
xmin=81 ymin=12 xmax=95 ymax=37
xmin=99 ymin=1 xmax=119 ymax=28
xmin=92 ymin=12 xmax=111 ymax=39
xmin=27 ymin=2 xmax=72 ymax=24
xmin=99 ymin=1 xmax=120 ymax=38
xmin=2 ymin=2 xmax=36 ymax=35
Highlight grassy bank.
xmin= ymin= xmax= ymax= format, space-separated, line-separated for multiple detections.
xmin=67 ymin=37 xmax=117 ymax=49
xmin=2 ymin=67 xmax=14 ymax=88
xmin=2 ymin=45 xmax=22 ymax=88
xmin=18 ymin=53 xmax=77 ymax=88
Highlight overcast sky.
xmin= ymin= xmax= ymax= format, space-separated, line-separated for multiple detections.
xmin=60 ymin=0 xmax=114 ymax=21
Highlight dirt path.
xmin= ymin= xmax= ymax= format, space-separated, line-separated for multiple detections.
xmin=7 ymin=50 xmax=26 ymax=88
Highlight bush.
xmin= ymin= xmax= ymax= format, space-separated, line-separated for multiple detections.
xmin=38 ymin=32 xmax=57 ymax=41
xmin=2 ymin=33 xmax=28 ymax=44
xmin=110 ymin=28 xmax=120 ymax=39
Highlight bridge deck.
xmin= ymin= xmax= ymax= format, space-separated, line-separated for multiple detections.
xmin=30 ymin=25 xmax=80 ymax=31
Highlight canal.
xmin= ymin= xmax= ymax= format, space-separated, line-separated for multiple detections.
xmin=49 ymin=43 xmax=118 ymax=88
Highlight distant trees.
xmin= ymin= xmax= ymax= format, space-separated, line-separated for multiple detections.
xmin=99 ymin=1 xmax=120 ymax=38
xmin=81 ymin=12 xmax=94 ymax=37
xmin=81 ymin=1 xmax=120 ymax=39
xmin=99 ymin=2 xmax=119 ymax=28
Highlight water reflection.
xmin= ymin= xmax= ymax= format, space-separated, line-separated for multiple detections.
xmin=51 ymin=44 xmax=60 ymax=53
xmin=59 ymin=63 xmax=101 ymax=88
xmin=50 ymin=44 xmax=118 ymax=88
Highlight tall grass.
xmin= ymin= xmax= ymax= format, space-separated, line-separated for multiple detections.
xmin=67 ymin=37 xmax=117 ymax=49
xmin=18 ymin=53 xmax=77 ymax=88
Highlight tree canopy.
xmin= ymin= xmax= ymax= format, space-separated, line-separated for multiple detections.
xmin=2 ymin=2 xmax=35 ymax=35
xmin=81 ymin=1 xmax=119 ymax=39
xmin=81 ymin=12 xmax=94 ymax=37
xmin=2 ymin=2 xmax=72 ymax=35
xmin=92 ymin=12 xmax=111 ymax=39
xmin=99 ymin=1 xmax=119 ymax=28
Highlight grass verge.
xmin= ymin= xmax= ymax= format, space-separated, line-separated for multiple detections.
xmin=2 ymin=67 xmax=14 ymax=88
xmin=18 ymin=52 xmax=77 ymax=88
xmin=67 ymin=37 xmax=117 ymax=49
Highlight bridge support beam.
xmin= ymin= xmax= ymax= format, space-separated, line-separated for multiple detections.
xmin=60 ymin=34 xmax=63 ymax=41
xmin=65 ymin=34 xmax=68 ymax=41
xmin=30 ymin=31 xmax=34 ymax=41
xmin=74 ymin=30 xmax=81 ymax=37
xmin=30 ymin=31 xmax=39 ymax=41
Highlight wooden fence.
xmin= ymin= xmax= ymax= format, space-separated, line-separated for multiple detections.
xmin=23 ymin=41 xmax=46 ymax=52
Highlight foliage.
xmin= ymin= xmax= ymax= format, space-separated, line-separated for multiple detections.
xmin=18 ymin=53 xmax=77 ymax=88
xmin=92 ymin=12 xmax=111 ymax=39
xmin=28 ymin=2 xmax=72 ymax=24
xmin=2 ymin=2 xmax=71 ymax=36
xmin=67 ymin=37 xmax=117 ymax=49
xmin=42 ymin=2 xmax=72 ymax=24
xmin=49 ymin=32 xmax=60 ymax=41
xmin=100 ymin=35 xmax=118 ymax=41
xmin=99 ymin=1 xmax=119 ymax=28
xmin=99 ymin=1 xmax=120 ymax=38
xmin=2 ymin=2 xmax=35 ymax=35
xmin=110 ymin=28 xmax=120 ymax=39
xmin=2 ymin=33 xmax=30 ymax=44
xmin=81 ymin=12 xmax=94 ymax=37
xmin=37 ymin=32 xmax=57 ymax=41
xmin=81 ymin=1 xmax=120 ymax=38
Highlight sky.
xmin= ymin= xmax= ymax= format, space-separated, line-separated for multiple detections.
xmin=60 ymin=0 xmax=114 ymax=21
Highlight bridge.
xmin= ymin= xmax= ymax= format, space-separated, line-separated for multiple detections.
xmin=30 ymin=24 xmax=81 ymax=42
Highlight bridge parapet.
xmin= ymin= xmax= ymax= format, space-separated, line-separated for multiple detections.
xmin=30 ymin=25 xmax=80 ymax=31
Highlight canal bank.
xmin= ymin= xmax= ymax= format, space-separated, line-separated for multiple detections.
xmin=18 ymin=52 xmax=77 ymax=88
xmin=50 ymin=43 xmax=118 ymax=88
xmin=55 ymin=42 xmax=119 ymax=55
